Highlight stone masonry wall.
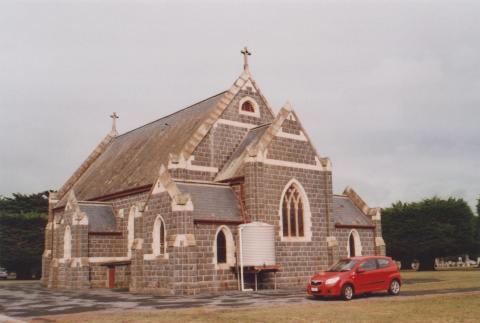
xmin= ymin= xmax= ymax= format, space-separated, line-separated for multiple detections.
xmin=194 ymin=223 xmax=239 ymax=293
xmin=267 ymin=136 xmax=317 ymax=165
xmin=88 ymin=234 xmax=124 ymax=257
xmin=334 ymin=227 xmax=376 ymax=259
xmin=190 ymin=89 xmax=274 ymax=173
xmin=244 ymin=162 xmax=335 ymax=289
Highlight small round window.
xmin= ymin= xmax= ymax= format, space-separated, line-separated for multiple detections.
xmin=241 ymin=100 xmax=255 ymax=113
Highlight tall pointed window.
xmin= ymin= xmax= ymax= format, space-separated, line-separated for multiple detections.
xmin=153 ymin=215 xmax=167 ymax=256
xmin=282 ymin=184 xmax=305 ymax=238
xmin=216 ymin=230 xmax=227 ymax=264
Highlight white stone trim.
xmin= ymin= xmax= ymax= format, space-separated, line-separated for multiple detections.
xmin=168 ymin=155 xmax=218 ymax=173
xmin=347 ymin=229 xmax=363 ymax=257
xmin=241 ymin=79 xmax=257 ymax=93
xmin=73 ymin=211 xmax=88 ymax=225
xmin=143 ymin=253 xmax=169 ymax=261
xmin=278 ymin=179 xmax=312 ymax=243
xmin=127 ymin=206 xmax=135 ymax=258
xmin=276 ymin=129 xmax=308 ymax=142
xmin=88 ymin=257 xmax=131 ymax=263
xmin=57 ymin=256 xmax=131 ymax=264
xmin=247 ymin=152 xmax=325 ymax=171
xmin=63 ymin=225 xmax=72 ymax=260
xmin=152 ymin=178 xmax=166 ymax=195
xmin=171 ymin=234 xmax=196 ymax=247
xmin=238 ymin=96 xmax=260 ymax=118
xmin=152 ymin=215 xmax=167 ymax=256
xmin=215 ymin=118 xmax=256 ymax=129
xmin=171 ymin=198 xmax=194 ymax=211
xmin=375 ymin=237 xmax=385 ymax=247
xmin=117 ymin=208 xmax=124 ymax=218
xmin=213 ymin=225 xmax=236 ymax=269
xmin=372 ymin=209 xmax=381 ymax=221
xmin=326 ymin=236 xmax=339 ymax=248
xmin=43 ymin=249 xmax=52 ymax=257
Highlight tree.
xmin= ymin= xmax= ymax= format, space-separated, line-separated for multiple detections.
xmin=382 ymin=197 xmax=476 ymax=271
xmin=0 ymin=192 xmax=49 ymax=279
xmin=0 ymin=191 xmax=49 ymax=214
xmin=474 ymin=197 xmax=480 ymax=259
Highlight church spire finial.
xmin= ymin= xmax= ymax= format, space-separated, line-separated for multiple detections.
xmin=110 ymin=112 xmax=119 ymax=135
xmin=241 ymin=46 xmax=251 ymax=71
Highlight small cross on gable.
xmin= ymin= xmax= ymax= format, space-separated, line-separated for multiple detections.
xmin=241 ymin=46 xmax=251 ymax=71
xmin=110 ymin=112 xmax=119 ymax=135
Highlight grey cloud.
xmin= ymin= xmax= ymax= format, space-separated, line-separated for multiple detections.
xmin=0 ymin=0 xmax=479 ymax=210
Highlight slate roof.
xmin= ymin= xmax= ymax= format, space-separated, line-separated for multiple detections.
xmin=215 ymin=124 xmax=270 ymax=181
xmin=176 ymin=182 xmax=242 ymax=221
xmin=56 ymin=92 xmax=226 ymax=206
xmin=333 ymin=195 xmax=373 ymax=226
xmin=78 ymin=202 xmax=117 ymax=232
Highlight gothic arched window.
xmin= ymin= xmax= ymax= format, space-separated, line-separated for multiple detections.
xmin=153 ymin=215 xmax=166 ymax=256
xmin=282 ymin=184 xmax=305 ymax=238
xmin=216 ymin=230 xmax=227 ymax=264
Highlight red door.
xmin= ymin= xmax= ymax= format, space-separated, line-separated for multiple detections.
xmin=108 ymin=267 xmax=115 ymax=288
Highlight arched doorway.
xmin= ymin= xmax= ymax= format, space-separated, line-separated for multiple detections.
xmin=347 ymin=229 xmax=362 ymax=257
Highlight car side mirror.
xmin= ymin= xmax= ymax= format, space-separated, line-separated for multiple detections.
xmin=356 ymin=268 xmax=365 ymax=274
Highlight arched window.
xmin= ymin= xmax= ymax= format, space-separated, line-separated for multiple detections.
xmin=216 ymin=230 xmax=227 ymax=264
xmin=347 ymin=230 xmax=362 ymax=257
xmin=213 ymin=226 xmax=235 ymax=269
xmin=349 ymin=234 xmax=356 ymax=257
xmin=241 ymin=100 xmax=255 ymax=113
xmin=238 ymin=97 xmax=260 ymax=117
xmin=64 ymin=226 xmax=72 ymax=259
xmin=153 ymin=215 xmax=167 ymax=256
xmin=282 ymin=184 xmax=305 ymax=238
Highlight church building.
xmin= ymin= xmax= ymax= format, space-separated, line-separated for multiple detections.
xmin=42 ymin=49 xmax=385 ymax=295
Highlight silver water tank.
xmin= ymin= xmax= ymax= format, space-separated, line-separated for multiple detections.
xmin=239 ymin=222 xmax=276 ymax=267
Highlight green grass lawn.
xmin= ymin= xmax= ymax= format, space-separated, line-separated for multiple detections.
xmin=32 ymin=270 xmax=480 ymax=323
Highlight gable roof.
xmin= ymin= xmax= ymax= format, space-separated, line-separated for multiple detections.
xmin=215 ymin=102 xmax=332 ymax=181
xmin=56 ymin=92 xmax=226 ymax=206
xmin=55 ymin=69 xmax=277 ymax=207
xmin=176 ymin=182 xmax=241 ymax=222
xmin=333 ymin=195 xmax=373 ymax=226
xmin=78 ymin=202 xmax=117 ymax=232
xmin=215 ymin=124 xmax=270 ymax=181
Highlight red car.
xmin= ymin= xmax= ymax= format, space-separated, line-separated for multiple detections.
xmin=307 ymin=256 xmax=402 ymax=301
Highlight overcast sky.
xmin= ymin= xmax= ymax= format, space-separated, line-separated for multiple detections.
xmin=0 ymin=0 xmax=479 ymax=210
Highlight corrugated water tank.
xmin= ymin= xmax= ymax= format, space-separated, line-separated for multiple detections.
xmin=239 ymin=222 xmax=276 ymax=267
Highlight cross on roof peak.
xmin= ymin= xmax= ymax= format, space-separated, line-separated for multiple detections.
xmin=241 ymin=46 xmax=251 ymax=71
xmin=110 ymin=112 xmax=119 ymax=135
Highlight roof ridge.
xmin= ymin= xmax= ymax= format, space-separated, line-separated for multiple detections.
xmin=175 ymin=180 xmax=230 ymax=187
xmin=78 ymin=201 xmax=113 ymax=206
xmin=248 ymin=122 xmax=271 ymax=131
xmin=116 ymin=90 xmax=227 ymax=139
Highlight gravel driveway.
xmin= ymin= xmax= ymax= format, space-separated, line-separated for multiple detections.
xmin=0 ymin=281 xmax=479 ymax=320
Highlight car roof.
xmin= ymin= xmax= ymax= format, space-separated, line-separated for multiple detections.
xmin=343 ymin=256 xmax=391 ymax=261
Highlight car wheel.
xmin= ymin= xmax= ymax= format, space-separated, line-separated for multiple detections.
xmin=388 ymin=279 xmax=401 ymax=295
xmin=341 ymin=284 xmax=354 ymax=301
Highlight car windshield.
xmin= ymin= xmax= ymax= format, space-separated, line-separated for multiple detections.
xmin=326 ymin=259 xmax=358 ymax=272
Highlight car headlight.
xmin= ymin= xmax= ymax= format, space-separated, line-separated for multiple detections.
xmin=325 ymin=276 xmax=340 ymax=285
